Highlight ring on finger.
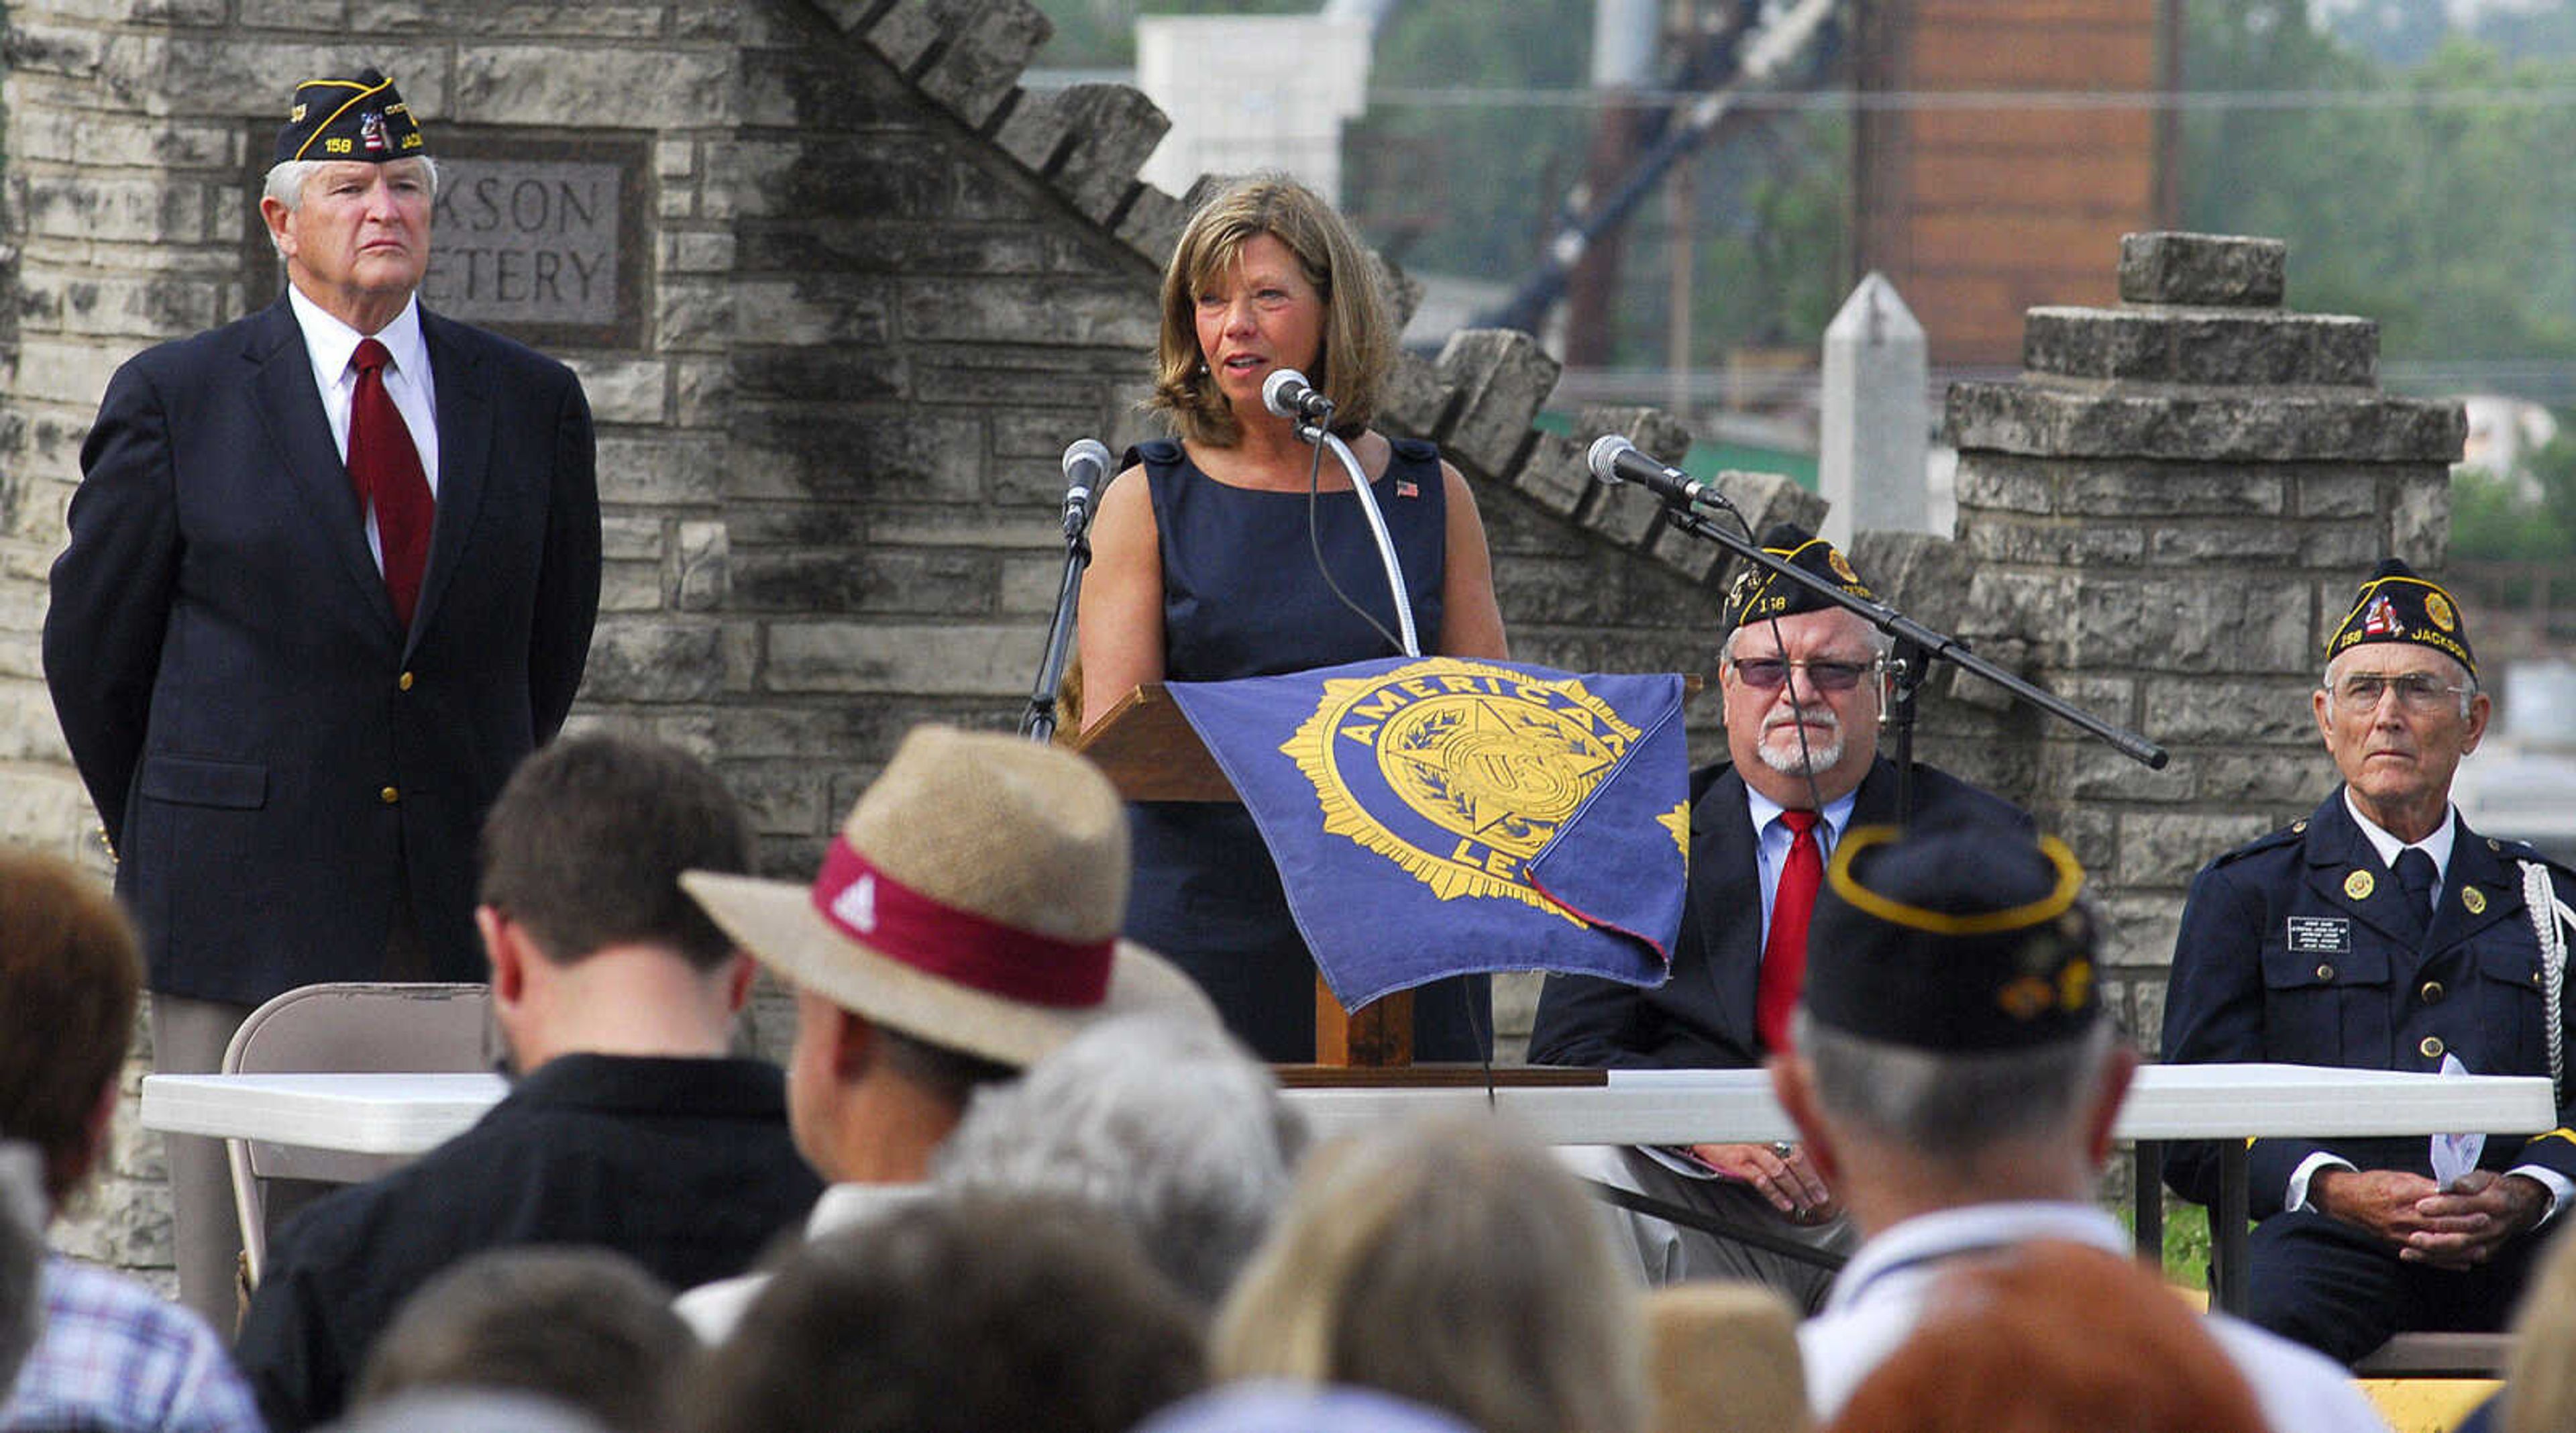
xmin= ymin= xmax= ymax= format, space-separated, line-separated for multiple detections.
xmin=1770 ymin=1140 xmax=1794 ymax=1159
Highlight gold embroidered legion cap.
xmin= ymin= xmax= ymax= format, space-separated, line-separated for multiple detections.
xmin=275 ymin=67 xmax=426 ymax=166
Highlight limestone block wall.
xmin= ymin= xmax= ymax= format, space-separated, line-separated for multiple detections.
xmin=1939 ymin=232 xmax=2465 ymax=1048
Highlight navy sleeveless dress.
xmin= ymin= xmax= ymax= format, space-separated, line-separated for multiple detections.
xmin=1123 ymin=437 xmax=1494 ymax=1063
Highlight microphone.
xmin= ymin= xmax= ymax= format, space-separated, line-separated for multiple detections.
xmin=1262 ymin=368 xmax=1336 ymax=427
xmin=1061 ymin=438 xmax=1111 ymax=539
xmin=1586 ymin=434 xmax=1733 ymax=512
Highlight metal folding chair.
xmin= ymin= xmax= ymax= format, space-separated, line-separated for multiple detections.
xmin=221 ymin=981 xmax=494 ymax=1287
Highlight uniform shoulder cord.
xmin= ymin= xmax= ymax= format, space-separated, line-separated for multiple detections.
xmin=2524 ymin=860 xmax=2572 ymax=1107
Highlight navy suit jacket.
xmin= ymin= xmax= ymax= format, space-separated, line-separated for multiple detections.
xmin=44 ymin=297 xmax=600 ymax=1003
xmin=1529 ymin=756 xmax=2030 ymax=1070
xmin=2161 ymin=788 xmax=2576 ymax=1216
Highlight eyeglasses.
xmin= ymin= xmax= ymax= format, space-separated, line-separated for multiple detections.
xmin=2330 ymin=672 xmax=2471 ymax=712
xmin=1729 ymin=657 xmax=1880 ymax=694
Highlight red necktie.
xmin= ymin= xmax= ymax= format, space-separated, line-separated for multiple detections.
xmin=348 ymin=337 xmax=433 ymax=629
xmin=1756 ymin=808 xmax=1822 ymax=1053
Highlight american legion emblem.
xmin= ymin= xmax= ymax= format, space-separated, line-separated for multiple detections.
xmin=1161 ymin=655 xmax=1690 ymax=1008
xmin=1281 ymin=659 xmax=1688 ymax=918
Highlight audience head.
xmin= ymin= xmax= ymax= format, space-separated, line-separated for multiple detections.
xmin=1821 ymin=1241 xmax=2266 ymax=1433
xmin=1136 ymin=1384 xmax=1485 ymax=1433
xmin=1214 ymin=1115 xmax=1647 ymax=1433
xmin=478 ymin=733 xmax=753 ymax=971
xmin=2495 ymin=1215 xmax=2576 ymax=1433
xmin=0 ymin=850 xmax=141 ymax=1209
xmin=682 ymin=725 xmax=1210 ymax=1179
xmin=323 ymin=1389 xmax=607 ymax=1433
xmin=1774 ymin=819 xmax=2128 ymax=1214
xmin=0 ymin=1142 xmax=46 ymax=1400
xmin=1641 ymin=1283 xmax=1808 ymax=1433
xmin=685 ymin=1193 xmax=1205 ymax=1433
xmin=934 ymin=1014 xmax=1307 ymax=1309
xmin=1151 ymin=170 xmax=1393 ymax=446
xmin=355 ymin=1246 xmax=692 ymax=1433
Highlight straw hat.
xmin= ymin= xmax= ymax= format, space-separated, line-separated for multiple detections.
xmin=682 ymin=725 xmax=1213 ymax=1069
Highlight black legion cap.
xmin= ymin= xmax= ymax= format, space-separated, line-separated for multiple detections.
xmin=2325 ymin=557 xmax=2475 ymax=680
xmin=1720 ymin=523 xmax=1875 ymax=632
xmin=1805 ymin=819 xmax=2099 ymax=1052
xmin=275 ymin=67 xmax=425 ymax=166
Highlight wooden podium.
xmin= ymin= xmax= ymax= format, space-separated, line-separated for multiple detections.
xmin=1073 ymin=682 xmax=1416 ymax=1069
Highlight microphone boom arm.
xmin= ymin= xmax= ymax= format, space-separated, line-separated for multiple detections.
xmin=1654 ymin=501 xmax=2167 ymax=772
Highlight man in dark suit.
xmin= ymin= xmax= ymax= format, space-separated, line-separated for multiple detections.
xmin=1529 ymin=525 xmax=2027 ymax=1309
xmin=2162 ymin=560 xmax=2576 ymax=1365
xmin=42 ymin=67 xmax=600 ymax=1323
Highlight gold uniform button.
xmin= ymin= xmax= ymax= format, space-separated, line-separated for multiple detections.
xmin=379 ymin=786 xmax=400 ymax=804
xmin=2420 ymin=981 xmax=2445 ymax=1004
xmin=2314 ymin=963 xmax=2335 ymax=981
xmin=398 ymin=671 xmax=415 ymax=691
xmin=2420 ymin=1036 xmax=2445 ymax=1060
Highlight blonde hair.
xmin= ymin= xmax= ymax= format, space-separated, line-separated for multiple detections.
xmin=1148 ymin=172 xmax=1394 ymax=447
xmin=2502 ymin=1219 xmax=2576 ymax=1433
xmin=1212 ymin=1116 xmax=1646 ymax=1433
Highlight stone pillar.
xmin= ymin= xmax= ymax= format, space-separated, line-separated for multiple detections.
xmin=1819 ymin=271 xmax=1930 ymax=547
xmin=1942 ymin=231 xmax=2465 ymax=1045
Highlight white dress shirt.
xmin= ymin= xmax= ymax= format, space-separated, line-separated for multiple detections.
xmin=673 ymin=1181 xmax=926 ymax=1342
xmin=1742 ymin=782 xmax=1860 ymax=945
xmin=285 ymin=285 xmax=440 ymax=572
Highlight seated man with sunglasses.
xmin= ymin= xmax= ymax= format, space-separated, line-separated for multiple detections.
xmin=1529 ymin=524 xmax=2028 ymax=1309
xmin=2163 ymin=558 xmax=2576 ymax=1365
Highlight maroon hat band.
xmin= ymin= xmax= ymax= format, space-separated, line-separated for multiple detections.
xmin=808 ymin=837 xmax=1112 ymax=1008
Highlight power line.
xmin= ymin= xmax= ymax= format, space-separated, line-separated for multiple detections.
xmin=1364 ymin=84 xmax=2576 ymax=114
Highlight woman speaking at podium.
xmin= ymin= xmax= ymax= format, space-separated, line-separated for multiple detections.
xmin=1077 ymin=173 xmax=1509 ymax=1063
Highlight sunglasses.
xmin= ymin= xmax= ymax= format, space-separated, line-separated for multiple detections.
xmin=1728 ymin=657 xmax=1880 ymax=694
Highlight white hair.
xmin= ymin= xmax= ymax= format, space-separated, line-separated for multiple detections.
xmin=1796 ymin=1010 xmax=2123 ymax=1159
xmin=933 ymin=1014 xmax=1307 ymax=1309
xmin=261 ymin=156 xmax=440 ymax=256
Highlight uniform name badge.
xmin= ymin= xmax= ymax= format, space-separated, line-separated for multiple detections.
xmin=2285 ymin=916 xmax=2353 ymax=955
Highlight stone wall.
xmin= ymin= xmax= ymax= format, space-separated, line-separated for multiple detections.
xmin=1940 ymin=231 xmax=2465 ymax=1048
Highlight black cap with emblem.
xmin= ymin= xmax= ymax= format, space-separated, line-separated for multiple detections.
xmin=274 ymin=67 xmax=426 ymax=166
xmin=1719 ymin=523 xmax=1876 ymax=632
xmin=1804 ymin=818 xmax=2100 ymax=1052
xmin=2324 ymin=557 xmax=2475 ymax=680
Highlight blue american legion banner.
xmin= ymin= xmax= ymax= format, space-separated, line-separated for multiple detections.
xmin=1166 ymin=657 xmax=1688 ymax=1010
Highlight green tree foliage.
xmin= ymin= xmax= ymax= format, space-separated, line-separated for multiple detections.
xmin=2183 ymin=2 xmax=2576 ymax=363
xmin=1341 ymin=0 xmax=1593 ymax=276
xmin=2452 ymin=428 xmax=2576 ymax=584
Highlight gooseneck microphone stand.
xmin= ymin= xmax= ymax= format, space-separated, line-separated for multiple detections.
xmin=1020 ymin=445 xmax=1106 ymax=744
xmin=1644 ymin=480 xmax=2168 ymax=818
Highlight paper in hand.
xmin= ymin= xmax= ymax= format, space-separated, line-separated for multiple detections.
xmin=2431 ymin=1053 xmax=2487 ymax=1189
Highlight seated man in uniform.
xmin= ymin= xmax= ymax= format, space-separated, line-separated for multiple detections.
xmin=2163 ymin=559 xmax=2576 ymax=1364
xmin=1528 ymin=525 xmax=2027 ymax=1309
